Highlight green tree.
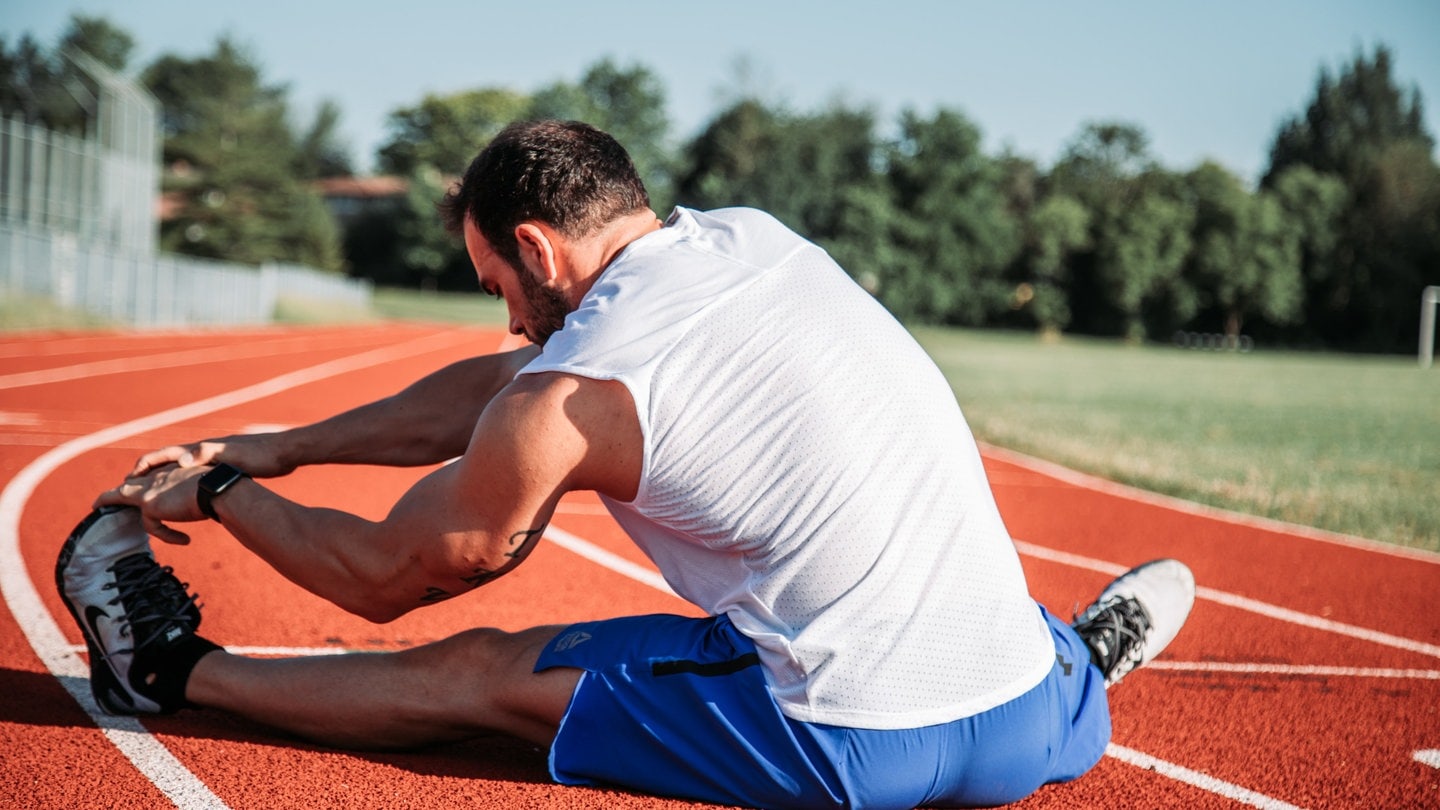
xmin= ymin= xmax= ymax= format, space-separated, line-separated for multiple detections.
xmin=531 ymin=58 xmax=673 ymax=207
xmin=679 ymin=102 xmax=1019 ymax=325
xmin=1050 ymin=122 xmax=1153 ymax=212
xmin=144 ymin=36 xmax=342 ymax=270
xmin=827 ymin=180 xmax=906 ymax=300
xmin=1339 ymin=140 xmax=1440 ymax=349
xmin=1020 ymin=192 xmax=1090 ymax=334
xmin=676 ymin=98 xmax=880 ymax=244
xmin=1184 ymin=161 xmax=1303 ymax=338
xmin=1095 ymin=178 xmax=1195 ymax=341
xmin=1264 ymin=45 xmax=1433 ymax=186
xmin=1263 ymin=45 xmax=1438 ymax=350
xmin=675 ymin=98 xmax=782 ymax=209
xmin=397 ymin=164 xmax=464 ymax=289
xmin=59 ymin=14 xmax=134 ymax=71
xmin=1269 ymin=166 xmax=1347 ymax=282
xmin=293 ymin=99 xmax=353 ymax=179
xmin=1050 ymin=121 xmax=1197 ymax=339
xmin=872 ymin=108 xmax=1021 ymax=325
xmin=376 ymin=88 xmax=530 ymax=175
xmin=0 ymin=14 xmax=135 ymax=131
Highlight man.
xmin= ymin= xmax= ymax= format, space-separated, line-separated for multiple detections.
xmin=59 ymin=120 xmax=1194 ymax=808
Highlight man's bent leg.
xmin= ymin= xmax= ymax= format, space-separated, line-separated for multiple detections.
xmin=186 ymin=625 xmax=582 ymax=750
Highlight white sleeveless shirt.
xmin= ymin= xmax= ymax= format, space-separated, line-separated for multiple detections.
xmin=519 ymin=207 xmax=1054 ymax=729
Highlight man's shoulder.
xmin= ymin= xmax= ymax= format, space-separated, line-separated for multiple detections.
xmin=501 ymin=371 xmax=637 ymax=430
xmin=675 ymin=206 xmax=801 ymax=244
xmin=502 ymin=368 xmax=625 ymax=402
xmin=490 ymin=371 xmax=641 ymax=499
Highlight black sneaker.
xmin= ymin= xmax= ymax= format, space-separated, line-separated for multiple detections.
xmin=1072 ymin=559 xmax=1195 ymax=688
xmin=55 ymin=506 xmax=218 ymax=714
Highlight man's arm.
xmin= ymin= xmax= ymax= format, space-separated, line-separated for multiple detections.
xmin=100 ymin=371 xmax=641 ymax=623
xmin=130 ymin=347 xmax=540 ymax=478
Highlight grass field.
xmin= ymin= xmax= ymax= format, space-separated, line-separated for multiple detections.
xmin=0 ymin=294 xmax=117 ymax=330
xmin=915 ymin=327 xmax=1439 ymax=552
xmin=371 ymin=287 xmax=510 ymax=325
xmin=6 ymin=288 xmax=1436 ymax=552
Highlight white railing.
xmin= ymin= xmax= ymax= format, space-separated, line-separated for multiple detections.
xmin=1 ymin=223 xmax=371 ymax=328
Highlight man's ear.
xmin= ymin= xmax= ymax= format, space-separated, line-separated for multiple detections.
xmin=514 ymin=222 xmax=560 ymax=283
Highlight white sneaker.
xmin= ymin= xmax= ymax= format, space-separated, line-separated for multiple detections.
xmin=1072 ymin=559 xmax=1195 ymax=687
xmin=55 ymin=506 xmax=210 ymax=714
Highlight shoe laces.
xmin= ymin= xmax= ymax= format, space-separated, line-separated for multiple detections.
xmin=102 ymin=553 xmax=201 ymax=655
xmin=1073 ymin=595 xmax=1152 ymax=685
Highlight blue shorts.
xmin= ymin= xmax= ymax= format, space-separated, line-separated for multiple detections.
xmin=534 ymin=605 xmax=1110 ymax=809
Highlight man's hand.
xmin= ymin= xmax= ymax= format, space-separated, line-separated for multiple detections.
xmin=130 ymin=433 xmax=293 ymax=479
xmin=95 ymin=464 xmax=212 ymax=545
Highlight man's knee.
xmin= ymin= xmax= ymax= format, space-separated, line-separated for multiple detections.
xmin=402 ymin=625 xmax=577 ymax=743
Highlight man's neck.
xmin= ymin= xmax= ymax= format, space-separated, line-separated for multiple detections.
xmin=564 ymin=209 xmax=664 ymax=301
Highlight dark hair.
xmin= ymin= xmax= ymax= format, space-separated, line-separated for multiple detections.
xmin=439 ymin=119 xmax=650 ymax=269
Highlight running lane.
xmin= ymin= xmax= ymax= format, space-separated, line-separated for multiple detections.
xmin=2 ymin=325 xmax=708 ymax=810
xmin=2 ymin=325 xmax=1437 ymax=809
xmin=987 ymin=447 xmax=1440 ymax=809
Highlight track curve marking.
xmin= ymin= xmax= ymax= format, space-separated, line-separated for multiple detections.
xmin=1 ymin=328 xmax=479 ymax=810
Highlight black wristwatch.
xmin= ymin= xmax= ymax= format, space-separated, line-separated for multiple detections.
xmin=197 ymin=463 xmax=248 ymax=522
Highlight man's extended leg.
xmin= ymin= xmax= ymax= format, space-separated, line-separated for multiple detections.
xmin=58 ymin=506 xmax=580 ymax=749
xmin=186 ymin=626 xmax=579 ymax=749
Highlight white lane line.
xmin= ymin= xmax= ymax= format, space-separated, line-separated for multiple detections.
xmin=1415 ymin=750 xmax=1440 ymax=769
xmin=42 ymin=674 xmax=227 ymax=809
xmin=1195 ymin=584 xmax=1440 ymax=659
xmin=544 ymin=525 xmax=677 ymax=596
xmin=1147 ymin=662 xmax=1440 ymax=679
xmin=983 ymin=443 xmax=1440 ymax=565
xmin=0 ymin=329 xmax=430 ymax=390
xmin=0 ymin=327 xmax=479 ymax=810
xmin=1106 ymin=744 xmax=1304 ymax=810
xmin=552 ymin=502 xmax=613 ymax=516
xmin=1015 ymin=540 xmax=1440 ymax=660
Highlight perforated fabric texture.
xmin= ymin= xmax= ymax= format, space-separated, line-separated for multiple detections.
xmin=520 ymin=207 xmax=1054 ymax=728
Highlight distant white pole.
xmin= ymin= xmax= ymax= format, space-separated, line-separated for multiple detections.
xmin=1422 ymin=285 xmax=1440 ymax=369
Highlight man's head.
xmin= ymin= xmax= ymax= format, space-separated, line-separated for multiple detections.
xmin=439 ymin=119 xmax=651 ymax=271
xmin=439 ymin=120 xmax=653 ymax=345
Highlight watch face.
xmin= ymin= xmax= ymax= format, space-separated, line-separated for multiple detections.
xmin=198 ymin=464 xmax=245 ymax=521
xmin=202 ymin=464 xmax=245 ymax=493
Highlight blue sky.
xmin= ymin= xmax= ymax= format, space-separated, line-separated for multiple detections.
xmin=6 ymin=1 xmax=1438 ymax=183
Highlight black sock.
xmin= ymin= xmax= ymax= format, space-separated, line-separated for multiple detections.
xmin=132 ymin=634 xmax=223 ymax=713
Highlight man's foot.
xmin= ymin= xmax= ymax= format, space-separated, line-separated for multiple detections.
xmin=55 ymin=506 xmax=220 ymax=714
xmin=1072 ymin=559 xmax=1195 ymax=688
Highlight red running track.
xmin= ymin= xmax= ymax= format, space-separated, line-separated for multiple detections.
xmin=2 ymin=324 xmax=1437 ymax=809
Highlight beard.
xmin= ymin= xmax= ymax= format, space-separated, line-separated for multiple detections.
xmin=515 ymin=266 xmax=573 ymax=346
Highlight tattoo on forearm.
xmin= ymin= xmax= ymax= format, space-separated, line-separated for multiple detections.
xmin=420 ymin=586 xmax=452 ymax=604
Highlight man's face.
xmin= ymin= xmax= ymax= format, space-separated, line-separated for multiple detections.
xmin=464 ymin=220 xmax=572 ymax=346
